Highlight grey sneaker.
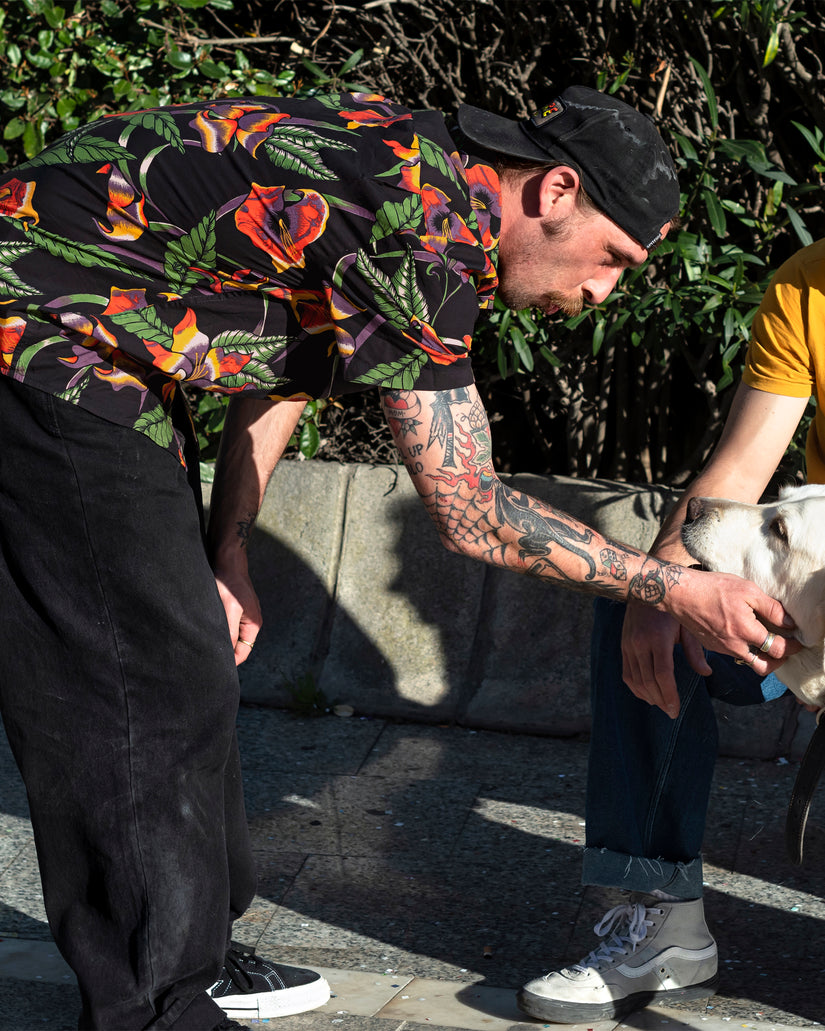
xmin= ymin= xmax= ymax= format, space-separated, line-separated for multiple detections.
xmin=517 ymin=897 xmax=718 ymax=1023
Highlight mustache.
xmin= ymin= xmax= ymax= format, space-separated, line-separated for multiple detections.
xmin=546 ymin=291 xmax=584 ymax=318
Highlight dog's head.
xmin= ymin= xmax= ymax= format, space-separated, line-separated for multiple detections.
xmin=681 ymin=484 xmax=825 ymax=705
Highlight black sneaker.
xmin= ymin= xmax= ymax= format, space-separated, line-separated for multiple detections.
xmin=207 ymin=942 xmax=330 ymax=1019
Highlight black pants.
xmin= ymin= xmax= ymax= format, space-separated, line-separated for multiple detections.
xmin=0 ymin=377 xmax=257 ymax=1029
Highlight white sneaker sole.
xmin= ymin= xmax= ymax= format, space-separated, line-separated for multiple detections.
xmin=215 ymin=975 xmax=331 ymax=1018
xmin=517 ymin=973 xmax=719 ymax=1023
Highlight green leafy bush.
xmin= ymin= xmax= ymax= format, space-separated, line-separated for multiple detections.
xmin=3 ymin=0 xmax=822 ymax=483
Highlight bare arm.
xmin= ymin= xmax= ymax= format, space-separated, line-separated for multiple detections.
xmin=621 ymin=382 xmax=808 ymax=715
xmin=206 ymin=395 xmax=307 ymax=664
xmin=381 ymin=383 xmax=797 ymax=664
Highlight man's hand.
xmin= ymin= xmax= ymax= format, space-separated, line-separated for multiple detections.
xmin=213 ymin=562 xmax=263 ymax=666
xmin=621 ymin=604 xmax=710 ymax=718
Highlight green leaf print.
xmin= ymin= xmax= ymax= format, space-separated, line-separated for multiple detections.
xmin=135 ymin=404 xmax=174 ymax=448
xmin=418 ymin=135 xmax=463 ymax=185
xmin=211 ymin=329 xmax=289 ymax=359
xmin=122 ymin=111 xmax=186 ymax=153
xmin=24 ymin=134 xmax=135 ymax=169
xmin=218 ymin=360 xmax=289 ymax=390
xmin=163 ymin=211 xmax=217 ymax=292
xmin=8 ymin=222 xmax=138 ymax=277
xmin=352 ymin=350 xmax=428 ymax=390
xmin=0 ymin=241 xmax=37 ymax=296
xmin=391 ymin=247 xmax=428 ymax=323
xmin=109 ymin=305 xmax=174 ymax=346
xmin=353 ymin=249 xmax=410 ymax=330
xmin=370 ymin=195 xmax=423 ymax=243
xmin=263 ymin=126 xmax=355 ymax=180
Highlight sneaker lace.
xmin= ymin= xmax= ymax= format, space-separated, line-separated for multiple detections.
xmin=572 ymin=902 xmax=658 ymax=972
xmin=221 ymin=943 xmax=258 ymax=992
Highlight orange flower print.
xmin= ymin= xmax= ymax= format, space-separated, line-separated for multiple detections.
xmin=102 ymin=286 xmax=149 ymax=316
xmin=419 ymin=185 xmax=477 ymax=252
xmin=144 ymin=308 xmax=250 ymax=387
xmin=0 ymin=314 xmax=26 ymax=369
xmin=338 ymin=107 xmax=412 ymax=130
xmin=466 ymin=163 xmax=501 ymax=250
xmin=95 ymin=164 xmax=148 ymax=240
xmin=235 ymin=185 xmax=329 ymax=272
xmin=290 ymin=290 xmax=334 ymax=336
xmin=190 ymin=104 xmax=289 ymax=156
xmin=384 ymin=135 xmax=421 ymax=193
xmin=0 ymin=178 xmax=38 ymax=227
xmin=403 ymin=316 xmax=466 ymax=366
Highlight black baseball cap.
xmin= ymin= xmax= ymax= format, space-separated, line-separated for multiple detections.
xmin=456 ymin=85 xmax=680 ymax=252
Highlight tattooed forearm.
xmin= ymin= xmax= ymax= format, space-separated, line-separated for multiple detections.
xmin=236 ymin=512 xmax=256 ymax=548
xmin=382 ymin=386 xmax=686 ymax=611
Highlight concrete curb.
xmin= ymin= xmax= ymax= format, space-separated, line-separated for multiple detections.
xmin=205 ymin=462 xmax=815 ymax=760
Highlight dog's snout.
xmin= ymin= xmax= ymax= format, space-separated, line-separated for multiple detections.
xmin=685 ymin=497 xmax=705 ymax=523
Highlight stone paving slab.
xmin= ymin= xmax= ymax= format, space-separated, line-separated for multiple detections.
xmin=0 ymin=707 xmax=822 ymax=1030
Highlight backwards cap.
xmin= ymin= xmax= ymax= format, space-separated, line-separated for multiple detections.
xmin=456 ymin=85 xmax=680 ymax=251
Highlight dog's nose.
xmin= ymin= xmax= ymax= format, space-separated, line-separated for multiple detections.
xmin=685 ymin=497 xmax=705 ymax=523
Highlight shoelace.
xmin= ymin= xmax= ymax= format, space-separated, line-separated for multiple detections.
xmin=572 ymin=902 xmax=659 ymax=971
xmin=221 ymin=944 xmax=259 ymax=992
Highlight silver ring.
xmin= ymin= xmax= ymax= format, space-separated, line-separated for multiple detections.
xmin=759 ymin=631 xmax=776 ymax=654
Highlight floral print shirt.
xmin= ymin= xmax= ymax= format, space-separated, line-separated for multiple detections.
xmin=0 ymin=92 xmax=501 ymax=461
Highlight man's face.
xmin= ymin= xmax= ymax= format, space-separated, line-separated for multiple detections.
xmin=496 ymin=196 xmax=661 ymax=317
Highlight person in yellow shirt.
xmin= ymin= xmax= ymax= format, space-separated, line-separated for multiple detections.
xmin=518 ymin=238 xmax=824 ymax=1024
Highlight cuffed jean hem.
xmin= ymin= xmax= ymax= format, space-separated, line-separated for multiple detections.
xmin=582 ymin=845 xmax=704 ymax=900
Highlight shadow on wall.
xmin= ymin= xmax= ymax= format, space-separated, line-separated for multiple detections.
xmin=229 ymin=461 xmax=811 ymax=759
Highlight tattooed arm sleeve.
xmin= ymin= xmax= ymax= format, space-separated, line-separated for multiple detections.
xmin=380 ymin=383 xmax=683 ymax=607
xmin=379 ymin=383 xmax=799 ymax=670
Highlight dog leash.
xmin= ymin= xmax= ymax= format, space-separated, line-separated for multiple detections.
xmin=785 ymin=706 xmax=825 ymax=865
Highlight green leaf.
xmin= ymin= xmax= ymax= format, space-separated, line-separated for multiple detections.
xmin=163 ymin=211 xmax=217 ymax=291
xmin=109 ymin=306 xmax=173 ymax=345
xmin=135 ymin=405 xmax=174 ymax=448
xmin=702 ymin=188 xmax=727 ymax=237
xmin=25 ymin=133 xmax=135 ymax=168
xmin=785 ymin=203 xmax=814 ymax=247
xmin=353 ymin=249 xmax=409 ymax=329
xmin=792 ymin=121 xmax=825 ymax=160
xmin=352 ymin=350 xmax=428 ymax=389
xmin=391 ymin=246 xmax=429 ymax=323
xmin=509 ymin=326 xmax=534 ymax=371
xmin=339 ymin=49 xmax=364 ymax=75
xmin=10 ymin=223 xmax=136 ymax=276
xmin=210 ymin=331 xmax=289 ymax=360
xmin=263 ymin=125 xmax=354 ymax=180
xmin=418 ymin=134 xmax=462 ymax=183
xmin=763 ymin=24 xmax=780 ymax=66
xmin=0 ymin=242 xmax=37 ymax=296
xmin=370 ymin=195 xmax=422 ymax=242
xmin=689 ymin=58 xmax=718 ymax=130
xmin=123 ymin=110 xmax=186 ymax=152
xmin=299 ymin=420 xmax=321 ymax=458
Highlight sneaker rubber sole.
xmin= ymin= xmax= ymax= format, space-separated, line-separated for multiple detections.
xmin=516 ymin=972 xmax=720 ymax=1023
xmin=217 ymin=975 xmax=331 ymax=1018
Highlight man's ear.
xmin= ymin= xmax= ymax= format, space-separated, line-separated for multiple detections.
xmin=537 ymin=165 xmax=582 ymax=218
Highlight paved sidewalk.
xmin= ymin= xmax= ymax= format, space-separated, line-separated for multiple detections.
xmin=0 ymin=705 xmax=822 ymax=1030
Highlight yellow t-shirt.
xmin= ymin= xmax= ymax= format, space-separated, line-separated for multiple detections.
xmin=744 ymin=237 xmax=825 ymax=483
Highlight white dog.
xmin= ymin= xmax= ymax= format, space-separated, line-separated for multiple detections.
xmin=681 ymin=483 xmax=825 ymax=709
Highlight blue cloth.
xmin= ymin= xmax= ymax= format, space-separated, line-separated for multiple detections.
xmin=583 ymin=598 xmax=786 ymax=899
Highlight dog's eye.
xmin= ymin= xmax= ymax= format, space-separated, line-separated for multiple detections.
xmin=770 ymin=517 xmax=788 ymax=543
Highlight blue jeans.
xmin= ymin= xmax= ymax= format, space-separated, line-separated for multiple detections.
xmin=583 ymin=598 xmax=786 ymax=899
